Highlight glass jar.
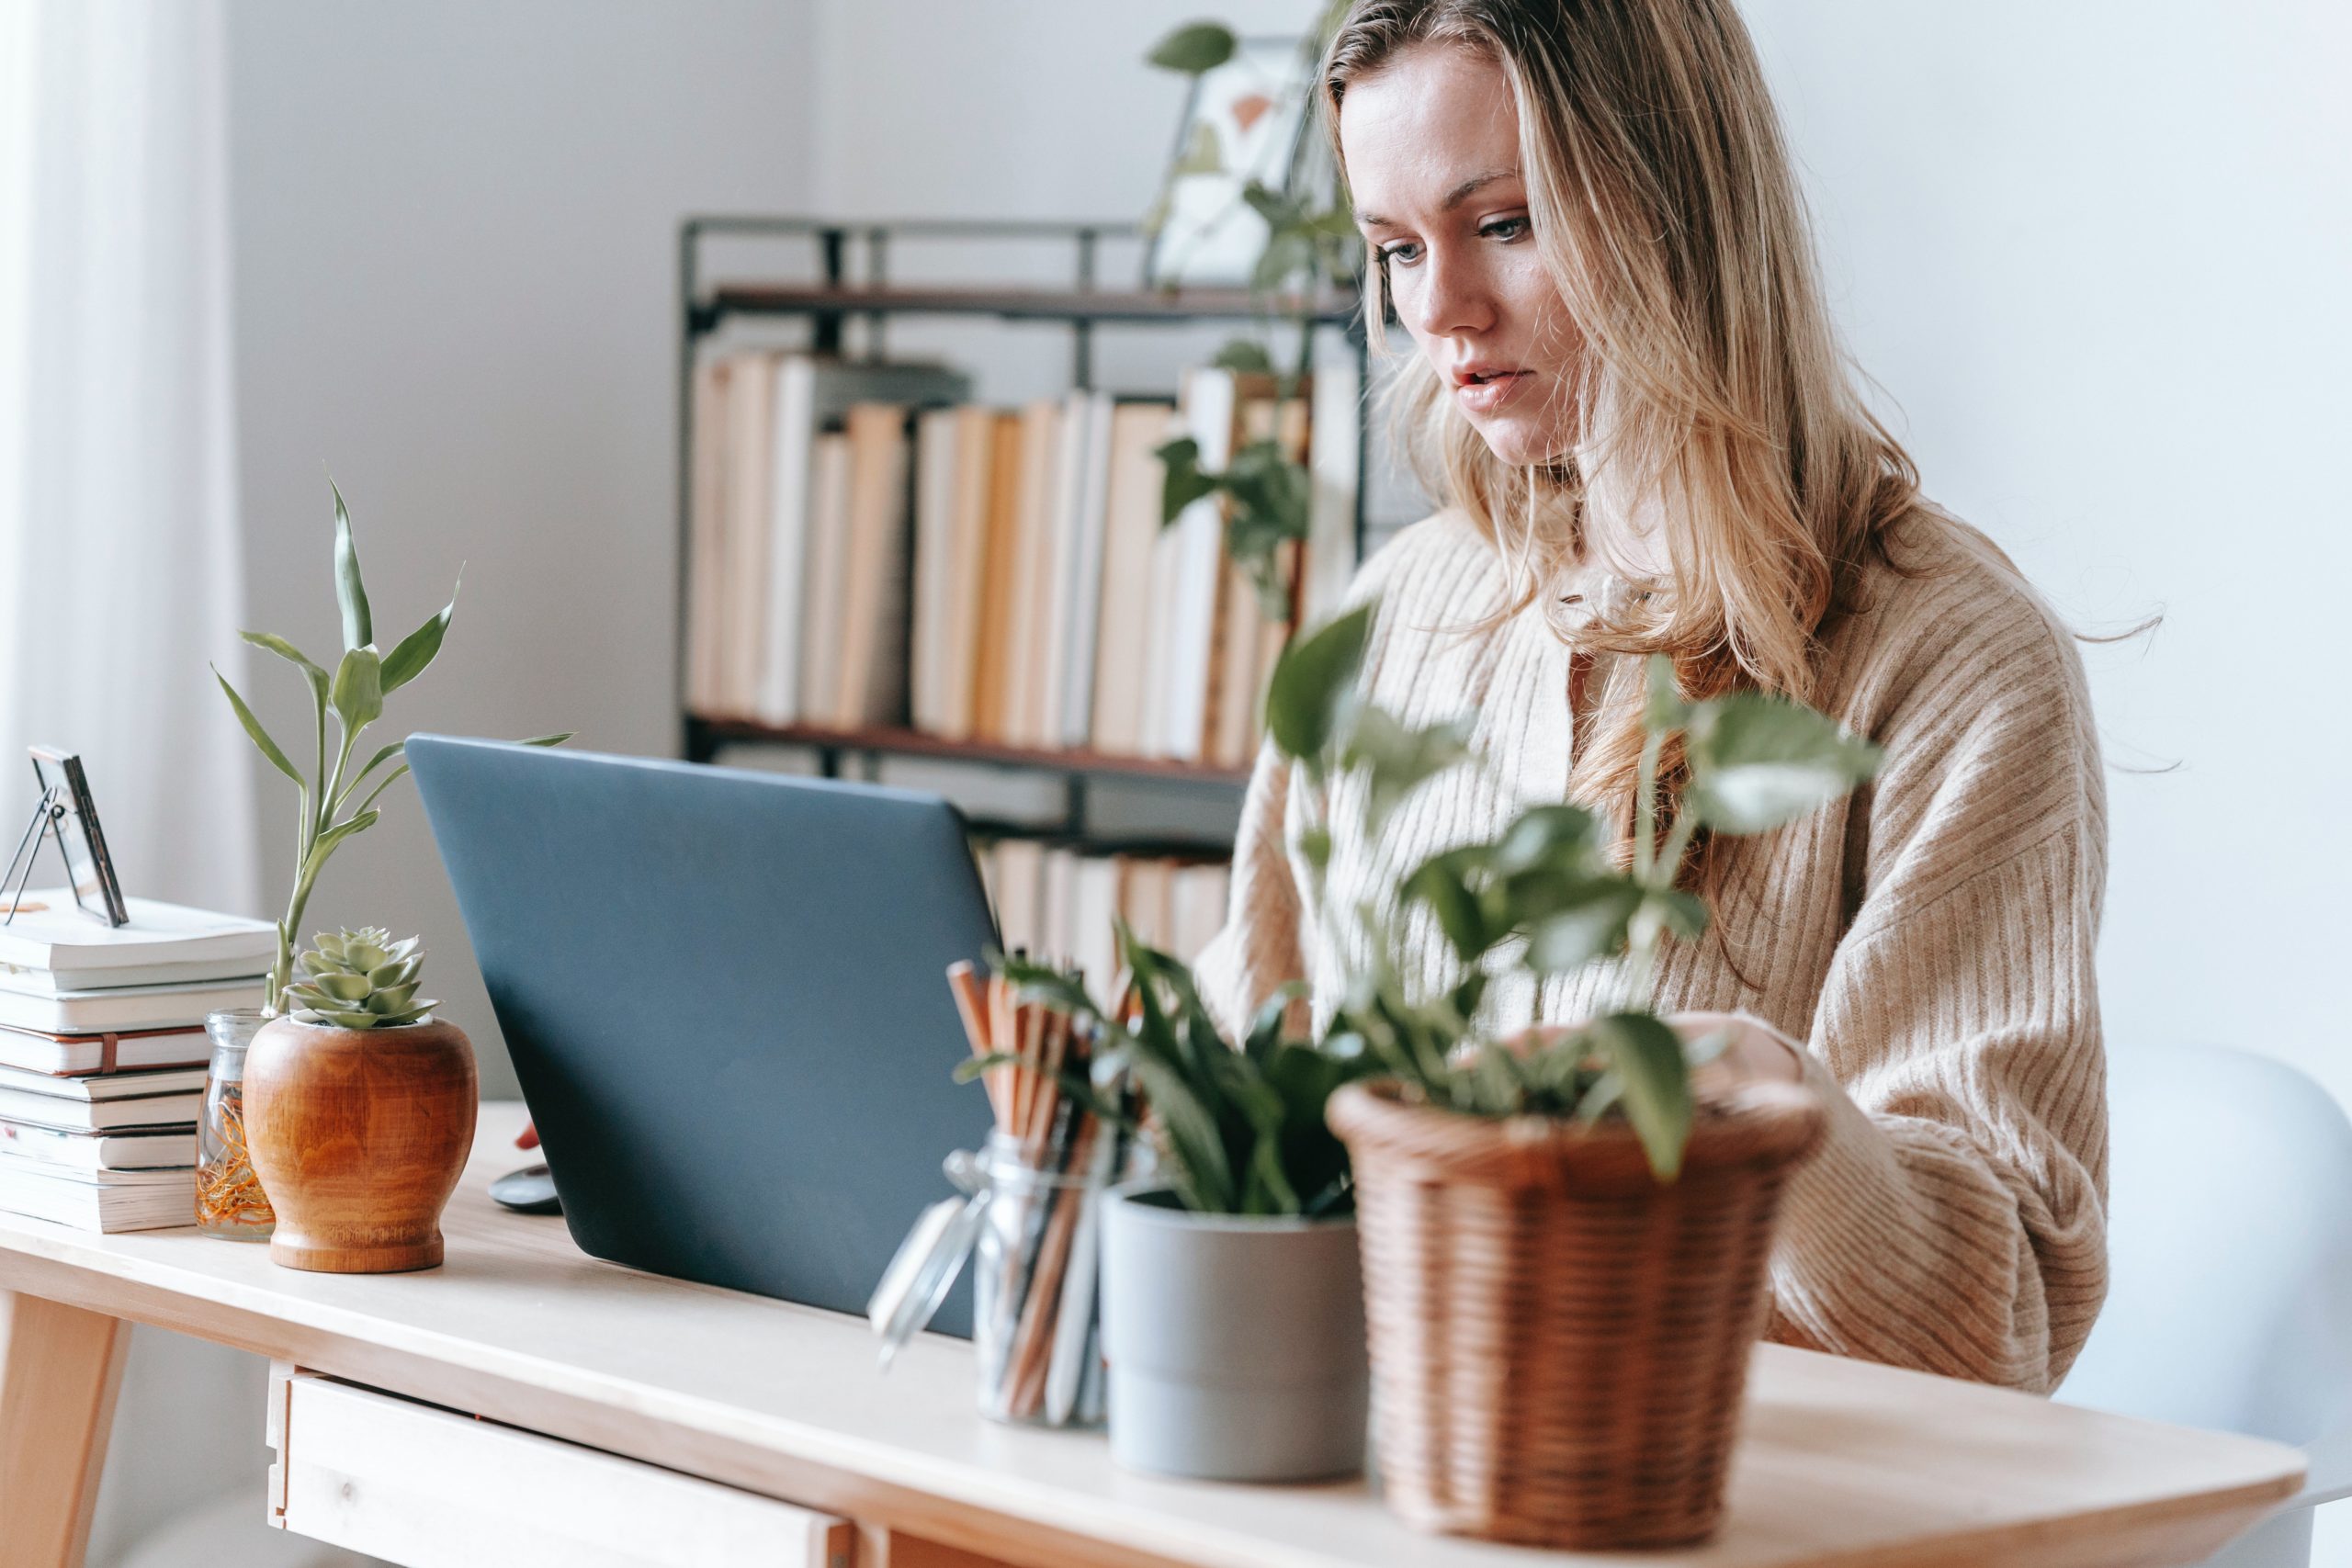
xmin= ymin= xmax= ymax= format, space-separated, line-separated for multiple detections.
xmin=196 ymin=1008 xmax=274 ymax=1239
xmin=971 ymin=1129 xmax=1126 ymax=1427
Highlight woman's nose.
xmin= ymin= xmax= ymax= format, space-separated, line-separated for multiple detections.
xmin=1405 ymin=246 xmax=1498 ymax=340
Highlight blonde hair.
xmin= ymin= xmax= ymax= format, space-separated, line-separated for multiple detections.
xmin=1323 ymin=0 xmax=1921 ymax=867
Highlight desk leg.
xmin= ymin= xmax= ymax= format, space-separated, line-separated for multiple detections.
xmin=0 ymin=1292 xmax=129 ymax=1568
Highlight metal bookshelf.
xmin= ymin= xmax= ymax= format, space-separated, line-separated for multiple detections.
xmin=673 ymin=216 xmax=1370 ymax=848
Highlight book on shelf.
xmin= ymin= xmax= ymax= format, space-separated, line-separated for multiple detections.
xmin=684 ymin=352 xmax=971 ymax=727
xmin=978 ymin=840 xmax=1232 ymax=980
xmin=0 ymin=953 xmax=268 ymax=996
xmin=0 ymin=1155 xmax=195 ymax=1233
xmin=0 ymin=1021 xmax=209 ymax=1077
xmin=0 ymin=976 xmax=264 ymax=1036
xmin=0 ymin=1086 xmax=203 ymax=1134
xmin=0 ymin=1063 xmax=209 ymax=1101
xmin=0 ymin=1118 xmax=197 ymax=1171
xmin=684 ymin=352 xmax=1362 ymax=772
xmin=0 ymin=892 xmax=277 ymax=976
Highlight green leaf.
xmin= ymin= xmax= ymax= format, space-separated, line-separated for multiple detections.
xmin=1170 ymin=119 xmax=1223 ymax=177
xmin=1251 ymin=229 xmax=1317 ymax=295
xmin=315 ymin=972 xmax=373 ymax=1002
xmin=380 ymin=573 xmax=460 ymax=694
xmin=1589 ymin=1011 xmax=1693 ymax=1180
xmin=1153 ymin=436 xmax=1219 ymax=526
xmin=351 ymin=763 xmax=411 ymax=819
xmin=1241 ymin=180 xmax=1302 ymax=229
xmin=1402 ymin=848 xmax=1488 ymax=963
xmin=367 ymin=958 xmax=422 ymax=990
xmin=1649 ymin=888 xmax=1710 ymax=941
xmin=1684 ymin=693 xmax=1882 ymax=834
xmin=1644 ymin=653 xmax=1688 ymax=731
xmin=1493 ymin=804 xmax=1601 ymax=876
xmin=298 ymin=810 xmax=380 ymax=885
xmin=330 ymin=479 xmax=373 ymax=651
xmin=240 ymin=631 xmax=330 ymax=702
xmin=364 ymin=981 xmax=422 ymax=1015
xmin=1146 ymin=20 xmax=1236 ymax=73
xmin=213 ymin=668 xmax=303 ymax=785
xmin=1265 ymin=601 xmax=1374 ymax=763
xmin=329 ymin=646 xmax=385 ymax=734
xmin=989 ymin=950 xmax=1102 ymax=1023
xmin=1339 ymin=706 xmax=1473 ymax=829
xmin=1296 ymin=824 xmax=1331 ymax=873
xmin=1211 ymin=338 xmax=1275 ymax=375
xmin=1523 ymin=882 xmax=1645 ymax=973
xmin=519 ymin=733 xmax=573 ymax=748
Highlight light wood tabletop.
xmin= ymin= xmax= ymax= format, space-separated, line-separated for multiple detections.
xmin=0 ymin=1101 xmax=2305 ymax=1568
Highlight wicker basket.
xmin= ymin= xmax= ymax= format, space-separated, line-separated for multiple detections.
xmin=1326 ymin=1077 xmax=1826 ymax=1550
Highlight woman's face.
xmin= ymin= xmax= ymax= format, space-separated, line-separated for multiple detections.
xmin=1339 ymin=45 xmax=1580 ymax=466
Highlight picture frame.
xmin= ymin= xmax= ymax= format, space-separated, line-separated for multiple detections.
xmin=27 ymin=747 xmax=129 ymax=927
xmin=1142 ymin=35 xmax=1319 ymax=291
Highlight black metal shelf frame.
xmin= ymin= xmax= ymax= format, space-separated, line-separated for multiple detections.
xmin=673 ymin=215 xmax=1372 ymax=847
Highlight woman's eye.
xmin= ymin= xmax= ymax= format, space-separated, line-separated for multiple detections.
xmin=1379 ymin=241 xmax=1424 ymax=268
xmin=1480 ymin=215 xmax=1530 ymax=243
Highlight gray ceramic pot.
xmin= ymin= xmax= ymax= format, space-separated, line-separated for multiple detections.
xmin=1100 ymin=1186 xmax=1368 ymax=1482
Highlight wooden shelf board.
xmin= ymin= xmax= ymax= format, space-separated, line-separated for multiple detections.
xmin=700 ymin=283 xmax=1358 ymax=327
xmin=695 ymin=717 xmax=1254 ymax=788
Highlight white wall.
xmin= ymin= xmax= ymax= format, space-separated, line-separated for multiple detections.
xmin=1742 ymin=2 xmax=2352 ymax=1113
xmin=89 ymin=7 xmax=823 ymax=1564
xmin=1726 ymin=6 xmax=2352 ymax=1551
xmin=229 ymin=0 xmax=822 ymax=1100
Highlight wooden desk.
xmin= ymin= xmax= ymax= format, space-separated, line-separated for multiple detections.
xmin=0 ymin=1103 xmax=2304 ymax=1568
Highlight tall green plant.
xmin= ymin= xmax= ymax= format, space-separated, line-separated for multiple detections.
xmin=985 ymin=930 xmax=1381 ymax=1218
xmin=214 ymin=481 xmax=568 ymax=1014
xmin=1143 ymin=14 xmax=1361 ymax=619
xmin=1263 ymin=604 xmax=1883 ymax=1179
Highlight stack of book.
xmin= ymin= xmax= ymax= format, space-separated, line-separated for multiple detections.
xmin=684 ymin=354 xmax=1361 ymax=770
xmin=976 ymin=840 xmax=1231 ymax=993
xmin=0 ymin=892 xmax=276 ymax=1232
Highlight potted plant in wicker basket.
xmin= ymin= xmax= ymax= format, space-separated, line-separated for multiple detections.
xmin=1264 ymin=602 xmax=1880 ymax=1550
xmin=988 ymin=936 xmax=1383 ymax=1483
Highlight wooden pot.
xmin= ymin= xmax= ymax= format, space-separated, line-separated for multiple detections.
xmin=243 ymin=1014 xmax=479 ymax=1273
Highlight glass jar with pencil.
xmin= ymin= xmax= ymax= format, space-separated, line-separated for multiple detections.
xmin=869 ymin=957 xmax=1146 ymax=1429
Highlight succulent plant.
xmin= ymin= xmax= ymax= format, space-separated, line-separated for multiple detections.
xmin=283 ymin=927 xmax=437 ymax=1030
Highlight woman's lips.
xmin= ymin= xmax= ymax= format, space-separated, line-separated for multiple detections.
xmin=1453 ymin=369 xmax=1532 ymax=416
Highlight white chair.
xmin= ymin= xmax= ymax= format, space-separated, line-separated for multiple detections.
xmin=2057 ymin=1043 xmax=2352 ymax=1567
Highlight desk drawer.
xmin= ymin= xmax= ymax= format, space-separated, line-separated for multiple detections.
xmin=267 ymin=1370 xmax=853 ymax=1568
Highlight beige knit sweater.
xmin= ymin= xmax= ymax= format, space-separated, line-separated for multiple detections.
xmin=1194 ymin=508 xmax=2108 ymax=1393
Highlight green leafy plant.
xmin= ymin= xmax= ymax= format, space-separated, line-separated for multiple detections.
xmin=1143 ymin=13 xmax=1361 ymax=620
xmin=1265 ymin=603 xmax=1883 ymax=1179
xmin=980 ymin=930 xmax=1380 ymax=1219
xmin=282 ymin=927 xmax=435 ymax=1030
xmin=214 ymin=480 xmax=569 ymax=1014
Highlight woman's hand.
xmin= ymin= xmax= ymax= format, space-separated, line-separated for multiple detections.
xmin=1669 ymin=1010 xmax=1805 ymax=1088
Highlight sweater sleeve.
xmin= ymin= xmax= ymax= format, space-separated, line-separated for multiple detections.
xmin=1193 ymin=737 xmax=1312 ymax=1045
xmin=1762 ymin=594 xmax=2109 ymax=1393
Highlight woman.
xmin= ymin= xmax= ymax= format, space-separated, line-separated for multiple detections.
xmin=1195 ymin=0 xmax=2107 ymax=1394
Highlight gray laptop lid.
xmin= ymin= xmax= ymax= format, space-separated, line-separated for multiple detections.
xmin=407 ymin=735 xmax=996 ymax=1335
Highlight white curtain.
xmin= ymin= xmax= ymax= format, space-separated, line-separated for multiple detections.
xmin=0 ymin=0 xmax=256 ymax=911
xmin=0 ymin=4 xmax=286 ymax=1564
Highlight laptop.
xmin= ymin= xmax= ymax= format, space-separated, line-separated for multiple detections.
xmin=407 ymin=735 xmax=998 ymax=1336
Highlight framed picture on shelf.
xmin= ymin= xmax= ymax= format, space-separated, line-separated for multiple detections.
xmin=1143 ymin=36 xmax=1317 ymax=291
xmin=25 ymin=747 xmax=129 ymax=926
